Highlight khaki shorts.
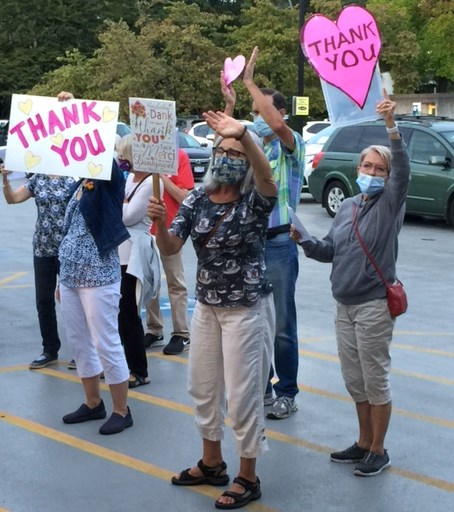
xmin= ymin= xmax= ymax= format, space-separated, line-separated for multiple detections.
xmin=335 ymin=298 xmax=395 ymax=405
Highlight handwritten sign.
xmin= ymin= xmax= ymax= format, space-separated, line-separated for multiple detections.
xmin=301 ymin=6 xmax=382 ymax=112
xmin=129 ymin=98 xmax=177 ymax=176
xmin=5 ymin=94 xmax=119 ymax=180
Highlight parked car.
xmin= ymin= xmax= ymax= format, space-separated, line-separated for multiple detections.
xmin=302 ymin=120 xmax=330 ymax=142
xmin=188 ymin=120 xmax=257 ymax=149
xmin=303 ymin=125 xmax=336 ymax=192
xmin=176 ymin=116 xmax=205 ymax=133
xmin=0 ymin=120 xmax=8 ymax=148
xmin=308 ymin=117 xmax=454 ymax=225
xmin=178 ymin=131 xmax=211 ymax=180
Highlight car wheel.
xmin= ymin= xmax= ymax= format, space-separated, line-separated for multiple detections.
xmin=323 ymin=180 xmax=349 ymax=217
xmin=448 ymin=196 xmax=454 ymax=227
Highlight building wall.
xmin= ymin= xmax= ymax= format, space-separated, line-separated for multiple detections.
xmin=392 ymin=93 xmax=454 ymax=118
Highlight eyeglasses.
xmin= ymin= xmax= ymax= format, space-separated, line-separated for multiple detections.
xmin=360 ymin=162 xmax=388 ymax=176
xmin=249 ymin=110 xmax=260 ymax=118
xmin=213 ymin=146 xmax=247 ymax=160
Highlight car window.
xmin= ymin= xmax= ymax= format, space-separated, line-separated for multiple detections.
xmin=326 ymin=126 xmax=364 ymax=152
xmin=307 ymin=123 xmax=330 ymax=135
xmin=408 ymin=130 xmax=448 ymax=164
xmin=179 ymin=132 xmax=202 ymax=149
xmin=439 ymin=131 xmax=454 ymax=148
xmin=194 ymin=124 xmax=214 ymax=137
xmin=359 ymin=126 xmax=389 ymax=148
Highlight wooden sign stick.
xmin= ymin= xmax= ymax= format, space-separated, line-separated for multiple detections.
xmin=153 ymin=174 xmax=160 ymax=199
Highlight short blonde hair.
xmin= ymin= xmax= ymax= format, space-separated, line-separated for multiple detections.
xmin=360 ymin=145 xmax=391 ymax=175
xmin=116 ymin=134 xmax=133 ymax=164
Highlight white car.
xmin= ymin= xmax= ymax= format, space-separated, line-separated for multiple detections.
xmin=302 ymin=120 xmax=330 ymax=142
xmin=189 ymin=120 xmax=255 ymax=149
xmin=303 ymin=125 xmax=336 ymax=193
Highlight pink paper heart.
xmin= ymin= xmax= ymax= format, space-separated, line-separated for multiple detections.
xmin=223 ymin=56 xmax=246 ymax=87
xmin=301 ymin=6 xmax=381 ymax=108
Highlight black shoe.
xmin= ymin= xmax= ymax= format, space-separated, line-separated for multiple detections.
xmin=144 ymin=333 xmax=164 ymax=348
xmin=163 ymin=335 xmax=190 ymax=355
xmin=29 ymin=353 xmax=58 ymax=369
xmin=330 ymin=442 xmax=369 ymax=464
xmin=99 ymin=407 xmax=133 ymax=435
xmin=63 ymin=400 xmax=106 ymax=424
xmin=354 ymin=450 xmax=391 ymax=476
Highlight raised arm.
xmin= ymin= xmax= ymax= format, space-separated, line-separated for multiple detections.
xmin=203 ymin=110 xmax=277 ymax=197
xmin=243 ymin=46 xmax=295 ymax=151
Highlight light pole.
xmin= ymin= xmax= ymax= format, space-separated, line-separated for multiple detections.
xmin=294 ymin=0 xmax=309 ymax=133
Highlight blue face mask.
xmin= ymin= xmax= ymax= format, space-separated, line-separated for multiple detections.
xmin=253 ymin=115 xmax=274 ymax=138
xmin=211 ymin=156 xmax=248 ymax=185
xmin=356 ymin=172 xmax=385 ymax=196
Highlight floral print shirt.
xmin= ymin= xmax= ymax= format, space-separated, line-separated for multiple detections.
xmin=59 ymin=187 xmax=121 ymax=288
xmin=24 ymin=174 xmax=76 ymax=257
xmin=170 ymin=187 xmax=276 ymax=308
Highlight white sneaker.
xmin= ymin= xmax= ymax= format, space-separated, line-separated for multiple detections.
xmin=266 ymin=396 xmax=297 ymax=419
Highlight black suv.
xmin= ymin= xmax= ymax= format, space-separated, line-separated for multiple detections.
xmin=308 ymin=116 xmax=454 ymax=225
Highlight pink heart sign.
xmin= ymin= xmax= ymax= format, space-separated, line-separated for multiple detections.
xmin=301 ymin=6 xmax=381 ymax=109
xmin=223 ymin=56 xmax=246 ymax=87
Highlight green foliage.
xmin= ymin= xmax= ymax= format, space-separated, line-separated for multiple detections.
xmin=1 ymin=0 xmax=453 ymax=119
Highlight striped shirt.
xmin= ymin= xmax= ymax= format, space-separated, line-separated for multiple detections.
xmin=264 ymin=131 xmax=305 ymax=228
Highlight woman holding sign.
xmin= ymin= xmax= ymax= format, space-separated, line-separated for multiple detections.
xmin=291 ymin=94 xmax=410 ymax=477
xmin=1 ymin=165 xmax=75 ymax=369
xmin=57 ymin=91 xmax=133 ymax=435
xmin=148 ymin=111 xmax=277 ymax=509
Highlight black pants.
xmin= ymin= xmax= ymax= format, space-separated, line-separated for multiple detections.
xmin=34 ymin=256 xmax=61 ymax=357
xmin=118 ymin=266 xmax=148 ymax=379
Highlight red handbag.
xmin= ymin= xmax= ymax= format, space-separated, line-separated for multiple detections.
xmin=352 ymin=204 xmax=408 ymax=318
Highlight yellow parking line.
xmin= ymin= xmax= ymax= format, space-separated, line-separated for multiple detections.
xmin=299 ymin=349 xmax=454 ymax=386
xmin=0 ymin=410 xmax=278 ymax=512
xmin=393 ymin=343 xmax=454 ymax=358
xmin=0 ymin=272 xmax=27 ymax=287
xmin=298 ymin=385 xmax=454 ymax=429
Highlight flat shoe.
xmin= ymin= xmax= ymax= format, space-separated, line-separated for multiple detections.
xmin=63 ymin=400 xmax=106 ymax=424
xmin=99 ymin=406 xmax=133 ymax=435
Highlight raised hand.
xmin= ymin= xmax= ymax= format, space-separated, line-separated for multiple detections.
xmin=220 ymin=71 xmax=236 ymax=115
xmin=243 ymin=46 xmax=259 ymax=86
xmin=376 ymin=89 xmax=396 ymax=125
xmin=203 ymin=111 xmax=245 ymax=140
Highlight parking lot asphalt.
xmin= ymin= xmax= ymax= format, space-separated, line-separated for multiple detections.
xmin=0 ymin=190 xmax=453 ymax=512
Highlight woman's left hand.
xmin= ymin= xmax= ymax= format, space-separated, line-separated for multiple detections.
xmin=203 ymin=111 xmax=244 ymax=140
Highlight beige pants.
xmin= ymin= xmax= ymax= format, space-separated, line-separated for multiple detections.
xmin=188 ymin=294 xmax=275 ymax=458
xmin=146 ymin=249 xmax=190 ymax=338
xmin=335 ymin=298 xmax=395 ymax=405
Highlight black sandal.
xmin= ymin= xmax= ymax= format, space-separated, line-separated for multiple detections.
xmin=171 ymin=459 xmax=230 ymax=487
xmin=215 ymin=476 xmax=261 ymax=510
xmin=128 ymin=374 xmax=150 ymax=389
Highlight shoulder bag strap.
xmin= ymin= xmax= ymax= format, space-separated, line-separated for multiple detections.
xmin=352 ymin=202 xmax=389 ymax=287
xmin=126 ymin=175 xmax=150 ymax=202
xmin=199 ymin=201 xmax=238 ymax=253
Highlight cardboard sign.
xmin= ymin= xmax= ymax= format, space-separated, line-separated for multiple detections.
xmin=129 ymin=98 xmax=177 ymax=176
xmin=301 ymin=6 xmax=384 ymax=125
xmin=5 ymin=94 xmax=119 ymax=180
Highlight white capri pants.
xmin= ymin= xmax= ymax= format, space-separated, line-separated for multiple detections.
xmin=335 ymin=298 xmax=395 ymax=405
xmin=60 ymin=282 xmax=130 ymax=385
xmin=188 ymin=293 xmax=275 ymax=459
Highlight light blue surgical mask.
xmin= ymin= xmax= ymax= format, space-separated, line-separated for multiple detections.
xmin=356 ymin=172 xmax=385 ymax=196
xmin=211 ymin=156 xmax=248 ymax=185
xmin=253 ymin=115 xmax=274 ymax=138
